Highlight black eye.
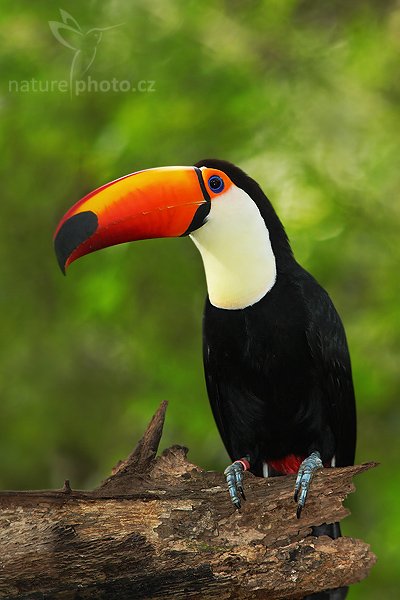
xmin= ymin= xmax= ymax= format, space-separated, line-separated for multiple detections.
xmin=208 ymin=175 xmax=224 ymax=193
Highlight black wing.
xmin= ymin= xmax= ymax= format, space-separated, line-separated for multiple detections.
xmin=302 ymin=272 xmax=357 ymax=467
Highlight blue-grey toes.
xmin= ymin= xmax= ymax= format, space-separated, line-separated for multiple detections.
xmin=294 ymin=451 xmax=323 ymax=518
xmin=224 ymin=461 xmax=246 ymax=509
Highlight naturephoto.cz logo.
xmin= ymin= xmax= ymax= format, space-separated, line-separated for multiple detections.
xmin=8 ymin=9 xmax=156 ymax=96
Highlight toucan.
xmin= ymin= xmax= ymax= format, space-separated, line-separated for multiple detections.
xmin=54 ymin=160 xmax=356 ymax=599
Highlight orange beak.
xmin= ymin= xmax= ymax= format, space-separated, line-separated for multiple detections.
xmin=54 ymin=166 xmax=211 ymax=273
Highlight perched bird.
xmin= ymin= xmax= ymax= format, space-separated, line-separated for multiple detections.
xmin=54 ymin=160 xmax=356 ymax=599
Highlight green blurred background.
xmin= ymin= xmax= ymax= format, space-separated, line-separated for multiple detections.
xmin=1 ymin=0 xmax=399 ymax=596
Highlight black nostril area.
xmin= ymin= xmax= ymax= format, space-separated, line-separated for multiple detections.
xmin=54 ymin=210 xmax=98 ymax=274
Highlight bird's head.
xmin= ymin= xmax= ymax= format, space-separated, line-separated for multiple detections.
xmin=54 ymin=160 xmax=290 ymax=309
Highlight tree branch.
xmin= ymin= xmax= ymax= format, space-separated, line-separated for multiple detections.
xmin=0 ymin=402 xmax=376 ymax=599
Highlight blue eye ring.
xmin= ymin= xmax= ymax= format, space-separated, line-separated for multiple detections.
xmin=208 ymin=175 xmax=224 ymax=193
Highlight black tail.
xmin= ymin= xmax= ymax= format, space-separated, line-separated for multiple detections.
xmin=303 ymin=522 xmax=348 ymax=600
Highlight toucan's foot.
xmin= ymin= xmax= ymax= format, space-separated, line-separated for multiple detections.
xmin=294 ymin=451 xmax=323 ymax=518
xmin=223 ymin=457 xmax=250 ymax=510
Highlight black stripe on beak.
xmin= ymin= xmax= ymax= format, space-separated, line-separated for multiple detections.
xmin=181 ymin=167 xmax=211 ymax=236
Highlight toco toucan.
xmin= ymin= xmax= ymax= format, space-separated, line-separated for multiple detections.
xmin=54 ymin=160 xmax=356 ymax=599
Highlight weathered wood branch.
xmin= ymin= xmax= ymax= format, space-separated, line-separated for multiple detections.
xmin=0 ymin=402 xmax=376 ymax=599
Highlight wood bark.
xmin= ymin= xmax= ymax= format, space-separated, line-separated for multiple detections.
xmin=0 ymin=401 xmax=376 ymax=599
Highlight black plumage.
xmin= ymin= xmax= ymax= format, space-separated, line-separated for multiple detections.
xmin=197 ymin=159 xmax=356 ymax=477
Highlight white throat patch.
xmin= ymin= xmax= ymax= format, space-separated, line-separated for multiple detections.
xmin=190 ymin=185 xmax=277 ymax=310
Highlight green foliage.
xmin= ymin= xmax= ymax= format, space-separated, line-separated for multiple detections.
xmin=0 ymin=1 xmax=399 ymax=597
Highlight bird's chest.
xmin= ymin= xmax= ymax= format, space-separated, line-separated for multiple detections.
xmin=203 ymin=287 xmax=320 ymax=464
xmin=205 ymin=293 xmax=306 ymax=381
xmin=204 ymin=290 xmax=312 ymax=433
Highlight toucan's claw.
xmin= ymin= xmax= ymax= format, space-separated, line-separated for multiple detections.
xmin=224 ymin=460 xmax=247 ymax=510
xmin=238 ymin=485 xmax=246 ymax=501
xmin=294 ymin=451 xmax=323 ymax=518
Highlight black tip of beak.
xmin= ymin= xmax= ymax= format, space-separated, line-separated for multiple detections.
xmin=54 ymin=211 xmax=98 ymax=274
